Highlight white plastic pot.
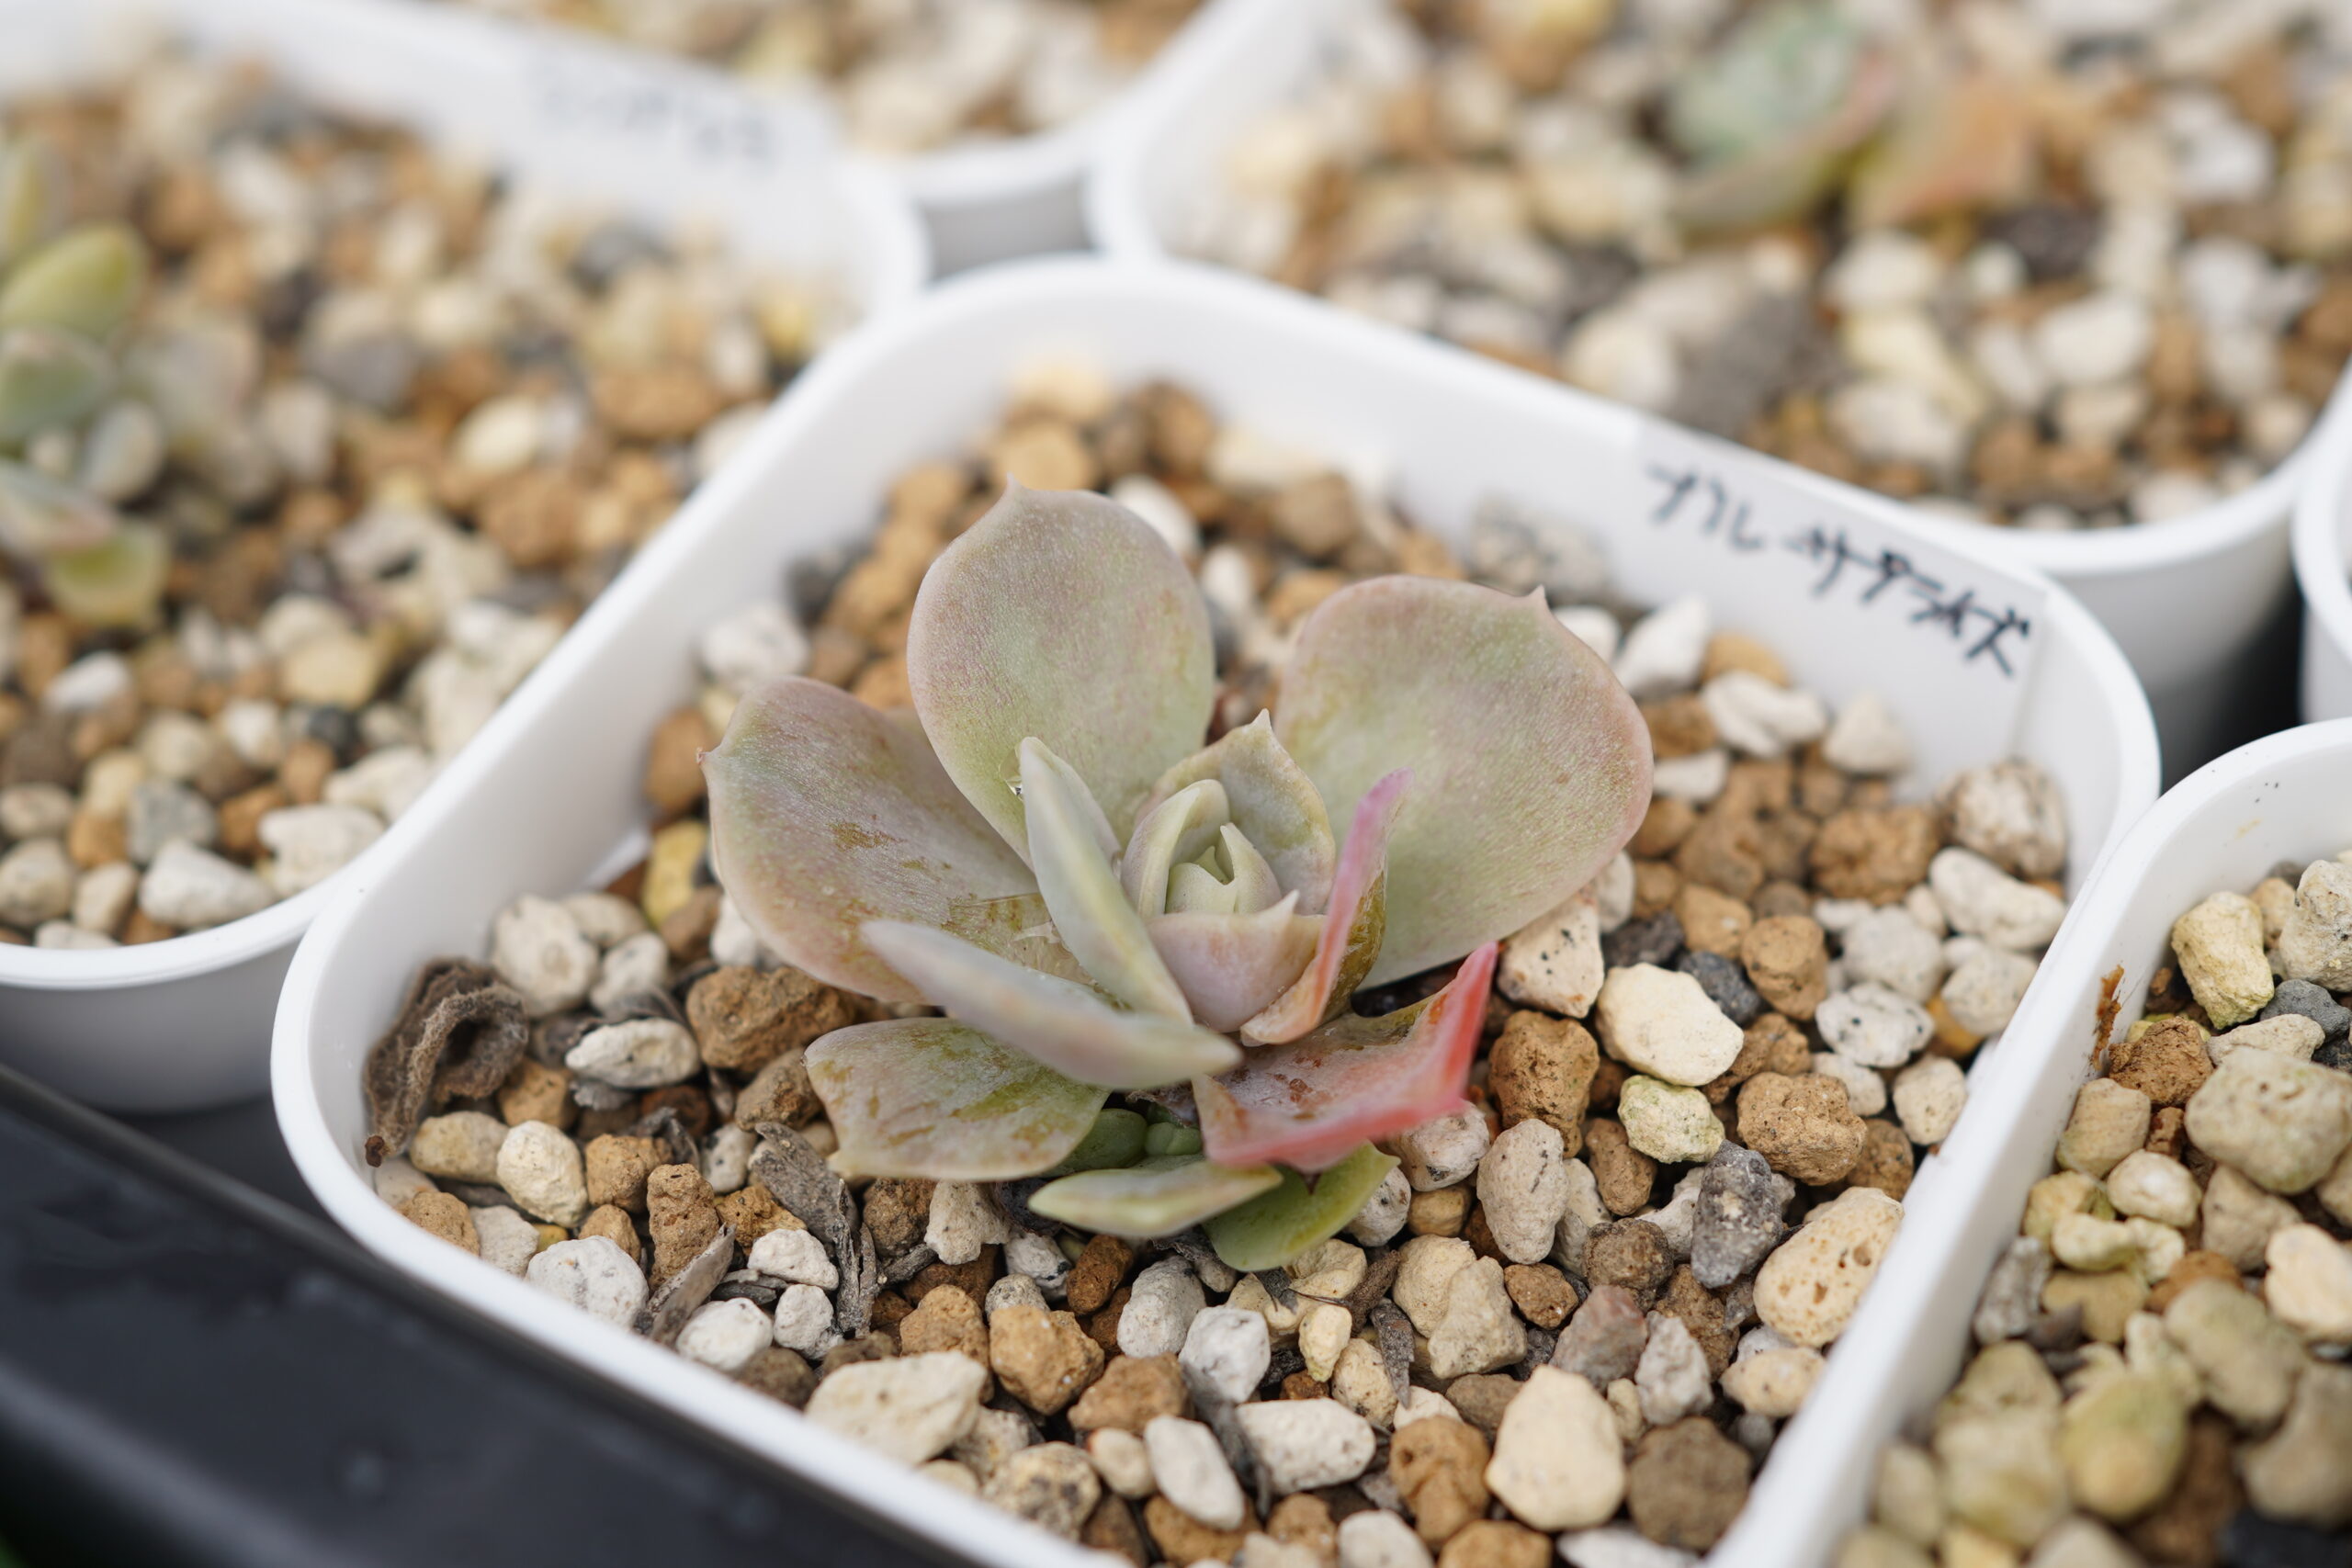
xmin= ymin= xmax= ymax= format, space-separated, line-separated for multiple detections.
xmin=1086 ymin=0 xmax=2346 ymax=777
xmin=0 ymin=0 xmax=928 ymax=1114
xmin=1781 ymin=716 xmax=2352 ymax=1564
xmin=274 ymin=257 xmax=2158 ymax=1568
xmin=2291 ymin=380 xmax=2352 ymax=721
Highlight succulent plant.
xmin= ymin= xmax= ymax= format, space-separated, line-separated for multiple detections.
xmin=705 ymin=483 xmax=1651 ymax=1268
xmin=0 ymin=132 xmax=168 ymax=628
xmin=1664 ymin=0 xmax=1898 ymax=232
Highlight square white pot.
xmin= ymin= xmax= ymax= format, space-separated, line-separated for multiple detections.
xmin=0 ymin=0 xmax=927 ymax=1112
xmin=274 ymin=256 xmax=2159 ymax=1568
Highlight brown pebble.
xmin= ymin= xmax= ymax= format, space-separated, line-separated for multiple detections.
xmin=1069 ymin=1354 xmax=1188 ymax=1433
xmin=989 ymin=1303 xmax=1105 ymax=1417
xmin=1282 ymin=1371 xmax=1328 ymax=1400
xmin=1087 ymin=1286 xmax=1130 ymax=1353
xmin=645 ymin=1163 xmax=718 ymax=1285
xmin=2125 ymin=1411 xmax=2242 ymax=1567
xmin=1390 ymin=1416 xmax=1490 ymax=1547
xmin=583 ymin=1134 xmax=662 ymax=1213
xmin=1487 ymin=1011 xmax=1599 ymax=1154
xmin=869 ymin=1291 xmax=913 ymax=1331
xmin=2145 ymin=1251 xmax=2241 ymax=1314
xmin=1502 ymin=1262 xmax=1578 ymax=1329
xmin=1583 ymin=1118 xmax=1657 ymax=1215
xmin=1809 ymin=806 xmax=1939 ymax=904
xmin=642 ymin=705 xmax=716 ymax=816
xmin=820 ymin=1335 xmax=897 ymax=1376
xmin=1270 ymin=474 xmax=1362 ymax=559
xmin=1409 ymin=1185 xmax=1472 ymax=1237
xmin=121 ymin=908 xmax=176 ymax=945
xmin=659 ymin=884 xmax=724 ymax=964
xmin=1143 ymin=1495 xmax=1257 ymax=1564
xmin=1443 ymin=1373 xmax=1521 ymax=1441
xmin=2145 ymin=1106 xmax=2188 ymax=1161
xmin=1736 ymin=1072 xmax=1867 ymax=1185
xmin=1675 ymin=884 xmax=1753 ymax=958
xmin=990 ymin=418 xmax=1100 ymax=491
xmin=1739 ymin=916 xmax=1830 ymax=1020
xmin=1709 ymin=1011 xmax=1814 ymax=1104
xmin=1584 ymin=1219 xmax=1675 ymax=1308
xmin=1702 ymin=632 xmax=1788 ymax=686
xmin=216 ymin=784 xmax=285 ymax=858
xmin=899 ymin=1284 xmax=991 ymax=1390
xmin=1631 ymin=795 xmax=1698 ymax=859
xmin=1066 ymin=1235 xmax=1136 ymax=1316
xmin=1640 ymin=694 xmax=1717 ymax=760
xmin=907 ymin=1247 xmax=998 ymax=1306
xmin=1082 ymin=1494 xmax=1150 ymax=1568
xmin=498 ymin=1058 xmax=576 ymax=1131
xmin=1437 ymin=1518 xmax=1549 ymax=1568
xmin=733 ymin=1048 xmax=820 ymax=1129
xmin=2108 ymin=1016 xmax=2212 ymax=1108
xmin=715 ymin=1183 xmax=798 ymax=1250
xmin=1631 ymin=859 xmax=1682 ymax=919
xmin=278 ymin=738 xmax=335 ymax=805
xmin=862 ymin=1177 xmax=934 ymax=1258
xmin=1674 ymin=805 xmax=1765 ymax=903
xmin=1660 ymin=1266 xmax=1735 ymax=1378
xmin=734 ymin=1345 xmax=817 ymax=1408
xmin=688 ymin=964 xmax=859 ymax=1074
xmin=1845 ymin=1119 xmax=1916 ymax=1199
xmin=1269 ymin=1493 xmax=1338 ymax=1568
xmin=1625 ymin=1417 xmax=1753 ymax=1550
xmin=637 ymin=1085 xmax=712 ymax=1143
xmin=579 ymin=1203 xmax=642 ymax=1266
xmin=67 ymin=808 xmax=127 ymax=869
xmin=401 ymin=1190 xmax=479 ymax=1254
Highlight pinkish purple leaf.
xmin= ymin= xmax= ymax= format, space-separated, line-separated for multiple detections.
xmin=1241 ymin=772 xmax=1406 ymax=1045
xmin=1148 ymin=895 xmax=1326 ymax=1032
xmin=1026 ymin=1155 xmax=1283 ymax=1239
xmin=1022 ymin=738 xmax=1192 ymax=1021
xmin=1277 ymin=580 xmax=1650 ymax=987
xmin=806 ymin=1017 xmax=1107 ymax=1179
xmin=703 ymin=678 xmax=1039 ymax=1003
xmin=908 ymin=483 xmax=1215 ymax=847
xmin=1198 ymin=942 xmax=1497 ymax=1172
xmin=860 ymin=920 xmax=1238 ymax=1089
xmin=1142 ymin=714 xmax=1337 ymax=912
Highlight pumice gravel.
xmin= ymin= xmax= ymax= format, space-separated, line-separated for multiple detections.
xmin=1841 ymin=855 xmax=2352 ymax=1568
xmin=1169 ymin=0 xmax=2352 ymax=533
xmin=0 ymin=47 xmax=847 ymax=949
xmin=361 ymin=363 xmax=2077 ymax=1562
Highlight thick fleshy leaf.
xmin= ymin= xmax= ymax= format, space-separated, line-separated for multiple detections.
xmin=1204 ymin=1144 xmax=1401 ymax=1272
xmin=703 ymin=678 xmax=1039 ymax=1003
xmin=1028 ymin=1155 xmax=1283 ymax=1239
xmin=806 ymin=1018 xmax=1106 ymax=1179
xmin=1022 ymin=738 xmax=1191 ymax=1020
xmin=1202 ymin=942 xmax=1498 ymax=1171
xmin=1278 ymin=580 xmax=1651 ymax=987
xmin=1142 ymin=714 xmax=1337 ymax=913
xmin=1241 ymin=772 xmax=1407 ymax=1044
xmin=1148 ymin=895 xmax=1325 ymax=1032
xmin=861 ymin=919 xmax=1238 ymax=1089
xmin=1122 ymin=779 xmax=1231 ymax=916
xmin=908 ymin=482 xmax=1215 ymax=847
xmin=1041 ymin=1109 xmax=1150 ymax=1177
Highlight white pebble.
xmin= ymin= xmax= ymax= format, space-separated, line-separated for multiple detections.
xmin=1816 ymin=983 xmax=1934 ymax=1067
xmin=1612 ymin=596 xmax=1710 ymax=700
xmin=1235 ymin=1399 xmax=1375 ymax=1493
xmin=565 ymin=1018 xmax=700 ymax=1089
xmin=1822 ymin=692 xmax=1913 ymax=775
xmin=1893 ymin=1057 xmax=1967 ymax=1145
xmin=525 ymin=1236 xmax=646 ymax=1326
xmin=492 ymin=895 xmax=598 ymax=1016
xmin=1145 ymin=1416 xmax=1244 ymax=1529
xmin=772 ymin=1283 xmax=837 ymax=1355
xmin=1182 ymin=1306 xmax=1271 ymax=1405
xmin=677 ymin=1297 xmax=774 ymax=1371
xmin=138 ymin=842 xmax=272 ymax=930
xmin=748 ymin=1226 xmax=840 ymax=1288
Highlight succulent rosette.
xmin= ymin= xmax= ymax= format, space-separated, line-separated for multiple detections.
xmin=704 ymin=483 xmax=1650 ymax=1267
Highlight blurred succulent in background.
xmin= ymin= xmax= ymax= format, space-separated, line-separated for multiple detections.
xmin=705 ymin=483 xmax=1650 ymax=1268
xmin=1665 ymin=0 xmax=1898 ymax=231
xmin=0 ymin=132 xmax=170 ymax=628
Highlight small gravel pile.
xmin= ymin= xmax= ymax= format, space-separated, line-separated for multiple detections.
xmin=1842 ymin=858 xmax=2352 ymax=1568
xmin=365 ymin=367 xmax=2076 ymax=1562
xmin=450 ymin=0 xmax=1204 ymax=153
xmin=0 ymin=50 xmax=843 ymax=949
xmin=1175 ymin=0 xmax=2352 ymax=531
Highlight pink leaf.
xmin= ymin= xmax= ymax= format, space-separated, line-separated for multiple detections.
xmin=703 ymin=678 xmax=1040 ymax=1002
xmin=1241 ymin=771 xmax=1407 ymax=1044
xmin=908 ymin=483 xmax=1215 ymax=851
xmin=1148 ymin=895 xmax=1326 ymax=1032
xmin=1198 ymin=942 xmax=1498 ymax=1173
xmin=1277 ymin=580 xmax=1651 ymax=987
